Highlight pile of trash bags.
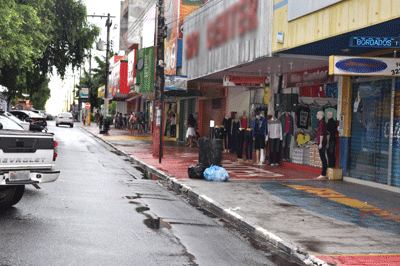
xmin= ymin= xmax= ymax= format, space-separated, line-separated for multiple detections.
xmin=188 ymin=163 xmax=229 ymax=182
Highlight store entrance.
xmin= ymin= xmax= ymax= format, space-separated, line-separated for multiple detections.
xmin=349 ymin=79 xmax=392 ymax=184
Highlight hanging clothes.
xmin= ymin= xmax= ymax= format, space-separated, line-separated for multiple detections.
xmin=296 ymin=104 xmax=310 ymax=129
xmin=310 ymin=106 xmax=323 ymax=130
xmin=324 ymin=107 xmax=337 ymax=123
xmin=325 ymin=83 xmax=338 ymax=98
xmin=279 ymin=114 xmax=294 ymax=161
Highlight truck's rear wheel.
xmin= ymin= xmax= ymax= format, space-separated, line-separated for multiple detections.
xmin=0 ymin=186 xmax=25 ymax=209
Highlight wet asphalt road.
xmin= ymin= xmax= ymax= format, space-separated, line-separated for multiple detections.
xmin=0 ymin=121 xmax=279 ymax=266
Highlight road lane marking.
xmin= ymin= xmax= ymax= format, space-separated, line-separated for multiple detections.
xmin=284 ymin=184 xmax=400 ymax=223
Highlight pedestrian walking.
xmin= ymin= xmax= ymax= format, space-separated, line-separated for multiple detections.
xmin=170 ymin=113 xmax=176 ymax=138
xmin=185 ymin=114 xmax=198 ymax=147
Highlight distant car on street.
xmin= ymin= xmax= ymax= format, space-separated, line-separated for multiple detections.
xmin=9 ymin=110 xmax=47 ymax=131
xmin=56 ymin=112 xmax=74 ymax=128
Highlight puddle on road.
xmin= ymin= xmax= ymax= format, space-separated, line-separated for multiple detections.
xmin=131 ymin=204 xmax=172 ymax=230
xmin=126 ymin=169 xmax=304 ymax=266
xmin=144 ymin=217 xmax=172 ymax=230
xmin=136 ymin=206 xmax=150 ymax=213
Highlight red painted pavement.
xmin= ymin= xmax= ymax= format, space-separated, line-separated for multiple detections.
xmin=316 ymin=254 xmax=400 ymax=266
xmin=86 ymin=126 xmax=321 ymax=180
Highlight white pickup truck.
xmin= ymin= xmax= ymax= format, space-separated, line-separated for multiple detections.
xmin=0 ymin=114 xmax=60 ymax=209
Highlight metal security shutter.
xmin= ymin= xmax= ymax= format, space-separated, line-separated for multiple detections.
xmin=391 ymin=78 xmax=400 ymax=187
xmin=349 ymin=79 xmax=392 ymax=185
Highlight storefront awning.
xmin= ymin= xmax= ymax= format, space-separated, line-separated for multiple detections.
xmin=126 ymin=94 xmax=141 ymax=102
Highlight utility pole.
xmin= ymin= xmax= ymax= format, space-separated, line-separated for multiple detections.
xmin=88 ymin=13 xmax=115 ymax=118
xmin=153 ymin=0 xmax=166 ymax=163
xmin=87 ymin=49 xmax=92 ymax=125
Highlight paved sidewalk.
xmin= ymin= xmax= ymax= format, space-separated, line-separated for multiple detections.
xmin=82 ymin=123 xmax=400 ymax=266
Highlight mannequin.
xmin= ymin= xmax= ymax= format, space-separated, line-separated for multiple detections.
xmin=231 ymin=113 xmax=240 ymax=153
xmin=237 ymin=127 xmax=245 ymax=162
xmin=279 ymin=112 xmax=294 ymax=161
xmin=222 ymin=116 xmax=232 ymax=153
xmin=240 ymin=111 xmax=248 ymax=129
xmin=316 ymin=111 xmax=328 ymax=179
xmin=267 ymin=115 xmax=283 ymax=166
xmin=326 ymin=111 xmax=337 ymax=168
xmin=245 ymin=128 xmax=253 ymax=162
xmin=253 ymin=111 xmax=267 ymax=164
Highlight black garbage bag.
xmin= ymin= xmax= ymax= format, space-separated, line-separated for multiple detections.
xmin=198 ymin=138 xmax=223 ymax=168
xmin=188 ymin=163 xmax=206 ymax=179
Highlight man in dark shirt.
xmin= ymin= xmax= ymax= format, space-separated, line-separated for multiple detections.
xmin=316 ymin=111 xmax=328 ymax=179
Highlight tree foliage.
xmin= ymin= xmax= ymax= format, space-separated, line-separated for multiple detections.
xmin=78 ymin=51 xmax=117 ymax=111
xmin=0 ymin=0 xmax=100 ymax=109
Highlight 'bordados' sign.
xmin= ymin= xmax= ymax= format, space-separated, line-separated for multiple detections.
xmin=329 ymin=56 xmax=400 ymax=77
xmin=350 ymin=36 xmax=400 ymax=49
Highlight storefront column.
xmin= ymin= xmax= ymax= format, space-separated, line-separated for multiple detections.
xmin=198 ymin=99 xmax=204 ymax=138
xmin=388 ymin=77 xmax=396 ymax=185
xmin=339 ymin=76 xmax=352 ymax=176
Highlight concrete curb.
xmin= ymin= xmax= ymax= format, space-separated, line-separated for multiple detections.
xmin=81 ymin=126 xmax=329 ymax=266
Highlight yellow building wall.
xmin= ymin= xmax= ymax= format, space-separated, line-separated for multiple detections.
xmin=273 ymin=0 xmax=400 ymax=52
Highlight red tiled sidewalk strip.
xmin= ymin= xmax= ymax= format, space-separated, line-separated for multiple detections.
xmin=84 ymin=126 xmax=320 ymax=180
xmin=316 ymin=254 xmax=400 ymax=266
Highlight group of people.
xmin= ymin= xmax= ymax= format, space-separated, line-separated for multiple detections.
xmin=164 ymin=111 xmax=177 ymax=138
xmin=113 ymin=111 xmax=146 ymax=136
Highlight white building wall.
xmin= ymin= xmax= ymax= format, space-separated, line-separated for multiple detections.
xmin=227 ymin=87 xmax=250 ymax=118
xmin=117 ymin=101 xmax=127 ymax=115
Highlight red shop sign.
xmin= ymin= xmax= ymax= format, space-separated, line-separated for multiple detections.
xmin=287 ymin=66 xmax=334 ymax=87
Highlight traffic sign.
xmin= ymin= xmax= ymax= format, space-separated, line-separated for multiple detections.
xmin=85 ymin=103 xmax=91 ymax=109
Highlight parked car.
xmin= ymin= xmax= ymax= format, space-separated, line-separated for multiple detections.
xmin=1 ymin=111 xmax=30 ymax=130
xmin=31 ymin=110 xmax=47 ymax=118
xmin=56 ymin=112 xmax=74 ymax=127
xmin=0 ymin=114 xmax=25 ymax=131
xmin=0 ymin=116 xmax=59 ymax=208
xmin=9 ymin=110 xmax=47 ymax=131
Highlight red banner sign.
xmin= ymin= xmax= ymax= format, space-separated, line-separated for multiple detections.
xmin=287 ymin=66 xmax=333 ymax=87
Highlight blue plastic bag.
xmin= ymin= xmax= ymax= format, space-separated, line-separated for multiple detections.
xmin=203 ymin=165 xmax=230 ymax=182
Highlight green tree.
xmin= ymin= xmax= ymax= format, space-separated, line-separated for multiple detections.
xmin=78 ymin=51 xmax=117 ymax=111
xmin=30 ymin=78 xmax=51 ymax=110
xmin=0 ymin=0 xmax=99 ymax=107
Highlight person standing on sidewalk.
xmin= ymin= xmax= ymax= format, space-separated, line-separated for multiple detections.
xmin=316 ymin=111 xmax=328 ymax=179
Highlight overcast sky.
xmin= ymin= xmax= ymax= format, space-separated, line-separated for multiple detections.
xmin=45 ymin=0 xmax=122 ymax=115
